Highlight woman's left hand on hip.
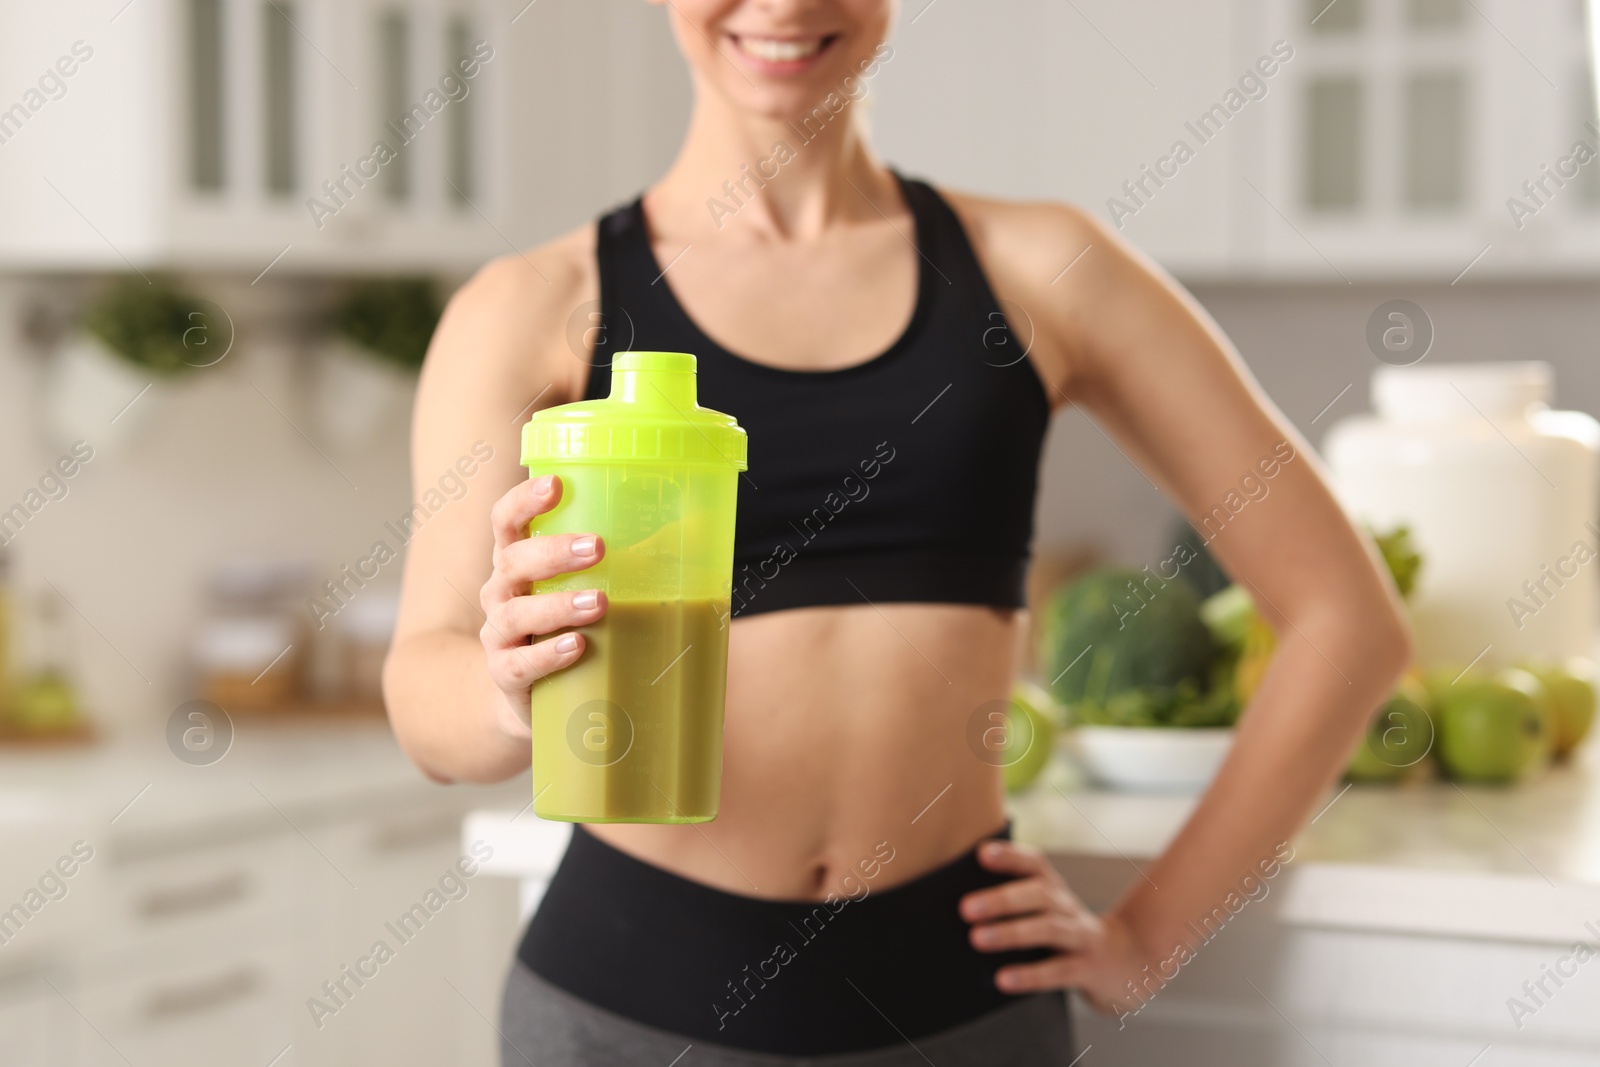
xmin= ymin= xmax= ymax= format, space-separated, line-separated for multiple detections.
xmin=960 ymin=838 xmax=1149 ymax=1014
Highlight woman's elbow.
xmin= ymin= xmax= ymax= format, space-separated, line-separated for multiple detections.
xmin=1372 ymin=604 xmax=1416 ymax=685
xmin=381 ymin=642 xmax=456 ymax=784
xmin=1332 ymin=591 xmax=1415 ymax=694
xmin=1293 ymin=580 xmax=1414 ymax=697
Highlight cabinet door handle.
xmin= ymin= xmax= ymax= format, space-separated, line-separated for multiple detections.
xmin=136 ymin=872 xmax=248 ymax=918
xmin=143 ymin=967 xmax=260 ymax=1020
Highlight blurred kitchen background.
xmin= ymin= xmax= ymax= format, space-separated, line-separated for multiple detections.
xmin=1 ymin=1 xmax=1598 ymax=1065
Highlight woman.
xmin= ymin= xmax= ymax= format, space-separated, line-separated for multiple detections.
xmin=386 ymin=1 xmax=1413 ymax=1063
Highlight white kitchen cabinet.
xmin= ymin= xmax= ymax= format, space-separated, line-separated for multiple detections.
xmin=1040 ymin=847 xmax=1600 ymax=1067
xmin=1008 ymin=743 xmax=1600 ymax=1067
xmin=297 ymin=799 xmax=511 ymax=1067
xmin=71 ymin=939 xmax=299 ymax=1067
xmin=87 ymin=834 xmax=299 ymax=974
xmin=56 ymin=834 xmax=299 ymax=1062
xmin=49 ymin=804 xmax=518 ymax=1067
xmin=0 ymin=0 xmax=508 ymax=273
xmin=873 ymin=0 xmax=1600 ymax=280
xmin=0 ymin=735 xmax=525 ymax=1067
xmin=1247 ymin=0 xmax=1600 ymax=279
xmin=0 ymin=976 xmax=68 ymax=1067
xmin=3 ymin=0 xmax=1595 ymax=279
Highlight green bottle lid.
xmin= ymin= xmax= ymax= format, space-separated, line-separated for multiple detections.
xmin=521 ymin=352 xmax=747 ymax=469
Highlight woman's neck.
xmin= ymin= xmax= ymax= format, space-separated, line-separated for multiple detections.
xmin=647 ymin=87 xmax=898 ymax=242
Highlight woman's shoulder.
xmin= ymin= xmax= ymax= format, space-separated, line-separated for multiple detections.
xmin=429 ymin=221 xmax=600 ymax=404
xmin=926 ymin=184 xmax=1147 ymax=397
xmin=451 ymin=221 xmax=598 ymax=328
xmin=932 ymin=185 xmax=1105 ymax=294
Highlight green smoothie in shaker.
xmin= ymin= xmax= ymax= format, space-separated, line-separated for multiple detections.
xmin=520 ymin=352 xmax=746 ymax=823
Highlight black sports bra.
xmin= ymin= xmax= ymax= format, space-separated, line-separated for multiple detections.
xmin=584 ymin=171 xmax=1051 ymax=619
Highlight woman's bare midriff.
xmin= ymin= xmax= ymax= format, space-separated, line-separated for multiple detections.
xmin=586 ymin=601 xmax=1023 ymax=901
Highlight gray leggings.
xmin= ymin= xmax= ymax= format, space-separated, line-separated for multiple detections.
xmin=500 ymin=961 xmax=1078 ymax=1067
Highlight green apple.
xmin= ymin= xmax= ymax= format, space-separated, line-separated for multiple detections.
xmin=1421 ymin=666 xmax=1466 ymax=706
xmin=1002 ymin=681 xmax=1060 ymax=793
xmin=1347 ymin=677 xmax=1435 ymax=781
xmin=1524 ymin=658 xmax=1597 ymax=759
xmin=1435 ymin=669 xmax=1550 ymax=783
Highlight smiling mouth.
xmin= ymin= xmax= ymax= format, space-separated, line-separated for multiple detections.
xmin=728 ymin=34 xmax=840 ymax=65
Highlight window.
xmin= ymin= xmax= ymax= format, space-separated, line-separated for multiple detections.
xmin=1307 ymin=77 xmax=1364 ymax=209
xmin=263 ymin=1 xmax=297 ymax=195
xmin=446 ymin=17 xmax=474 ymax=204
xmin=1298 ymin=0 xmax=1472 ymax=216
xmin=1404 ymin=71 xmax=1467 ymax=209
xmin=1310 ymin=0 xmax=1364 ymax=33
xmin=379 ymin=10 xmax=410 ymax=202
xmin=1406 ymin=0 xmax=1465 ymax=30
xmin=189 ymin=0 xmax=225 ymax=191
xmin=1579 ymin=67 xmax=1600 ymax=208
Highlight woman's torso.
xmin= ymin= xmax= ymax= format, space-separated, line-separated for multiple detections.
xmin=535 ymin=172 xmax=1054 ymax=899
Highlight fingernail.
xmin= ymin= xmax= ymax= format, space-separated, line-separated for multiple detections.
xmin=572 ymin=591 xmax=599 ymax=610
xmin=535 ymin=475 xmax=554 ymax=494
xmin=572 ymin=535 xmax=597 ymax=556
xmin=555 ymin=634 xmax=579 ymax=653
xmin=973 ymin=928 xmax=996 ymax=946
xmin=996 ymin=971 xmax=1015 ymax=991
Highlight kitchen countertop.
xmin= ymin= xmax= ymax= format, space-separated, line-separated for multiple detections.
xmin=468 ymin=743 xmax=1600 ymax=948
xmin=1012 ymin=741 xmax=1600 ymax=945
xmin=0 ymin=718 xmax=523 ymax=858
xmin=1014 ymin=742 xmax=1600 ymax=883
xmin=61 ymin=713 xmax=1581 ymax=948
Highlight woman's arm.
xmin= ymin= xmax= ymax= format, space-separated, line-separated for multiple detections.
xmin=383 ymin=241 xmax=601 ymax=784
xmin=956 ymin=199 xmax=1413 ymax=1011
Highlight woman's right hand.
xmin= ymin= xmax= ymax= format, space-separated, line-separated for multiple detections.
xmin=482 ymin=474 xmax=608 ymax=738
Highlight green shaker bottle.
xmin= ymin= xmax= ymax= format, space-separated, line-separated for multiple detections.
xmin=520 ymin=352 xmax=747 ymax=823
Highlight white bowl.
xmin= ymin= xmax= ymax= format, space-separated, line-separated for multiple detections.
xmin=1066 ymin=726 xmax=1235 ymax=792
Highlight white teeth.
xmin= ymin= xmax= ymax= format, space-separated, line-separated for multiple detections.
xmin=736 ymin=36 xmax=825 ymax=62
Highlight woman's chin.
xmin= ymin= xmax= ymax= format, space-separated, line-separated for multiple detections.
xmin=737 ymin=92 xmax=851 ymax=128
xmin=717 ymin=75 xmax=867 ymax=129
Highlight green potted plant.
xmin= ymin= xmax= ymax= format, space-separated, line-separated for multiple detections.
xmin=46 ymin=276 xmax=214 ymax=447
xmin=316 ymin=277 xmax=442 ymax=449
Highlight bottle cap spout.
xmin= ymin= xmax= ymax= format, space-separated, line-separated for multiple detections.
xmin=521 ymin=350 xmax=747 ymax=470
xmin=610 ymin=351 xmax=698 ymax=408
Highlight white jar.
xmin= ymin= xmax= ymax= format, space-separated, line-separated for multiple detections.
xmin=1324 ymin=362 xmax=1599 ymax=671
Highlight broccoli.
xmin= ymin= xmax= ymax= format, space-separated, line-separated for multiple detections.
xmin=1038 ymin=567 xmax=1217 ymax=709
xmin=1072 ymin=676 xmax=1240 ymax=729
